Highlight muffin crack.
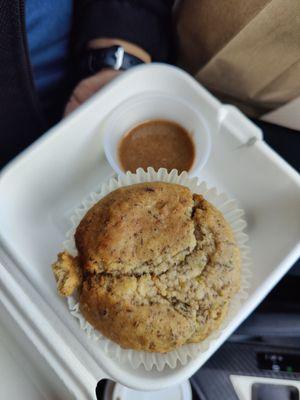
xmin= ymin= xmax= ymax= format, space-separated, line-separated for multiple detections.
xmin=95 ymin=246 xmax=195 ymax=277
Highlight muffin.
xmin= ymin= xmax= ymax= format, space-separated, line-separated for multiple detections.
xmin=52 ymin=182 xmax=240 ymax=353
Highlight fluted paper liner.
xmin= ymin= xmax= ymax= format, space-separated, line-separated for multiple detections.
xmin=63 ymin=168 xmax=251 ymax=371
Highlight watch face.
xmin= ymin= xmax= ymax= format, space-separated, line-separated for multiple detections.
xmin=83 ymin=46 xmax=144 ymax=77
xmin=252 ymin=383 xmax=299 ymax=400
xmin=114 ymin=46 xmax=125 ymax=70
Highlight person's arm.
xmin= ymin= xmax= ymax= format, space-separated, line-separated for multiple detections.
xmin=65 ymin=0 xmax=174 ymax=114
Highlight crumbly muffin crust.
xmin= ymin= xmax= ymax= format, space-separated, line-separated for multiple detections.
xmin=52 ymin=182 xmax=240 ymax=352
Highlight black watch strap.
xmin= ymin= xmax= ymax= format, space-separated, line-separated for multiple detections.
xmin=79 ymin=45 xmax=145 ymax=77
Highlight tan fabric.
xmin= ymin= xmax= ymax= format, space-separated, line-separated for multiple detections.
xmin=176 ymin=0 xmax=300 ymax=116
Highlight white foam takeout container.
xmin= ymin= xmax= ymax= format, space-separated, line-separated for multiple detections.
xmin=0 ymin=280 xmax=73 ymax=399
xmin=0 ymin=64 xmax=299 ymax=399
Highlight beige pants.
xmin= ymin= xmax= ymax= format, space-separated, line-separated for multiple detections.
xmin=175 ymin=0 xmax=300 ymax=117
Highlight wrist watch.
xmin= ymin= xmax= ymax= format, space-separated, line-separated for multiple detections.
xmin=79 ymin=45 xmax=145 ymax=78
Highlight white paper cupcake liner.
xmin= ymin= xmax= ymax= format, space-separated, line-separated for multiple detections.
xmin=63 ymin=168 xmax=251 ymax=371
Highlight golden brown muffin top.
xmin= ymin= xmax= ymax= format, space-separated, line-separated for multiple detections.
xmin=75 ymin=182 xmax=196 ymax=274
